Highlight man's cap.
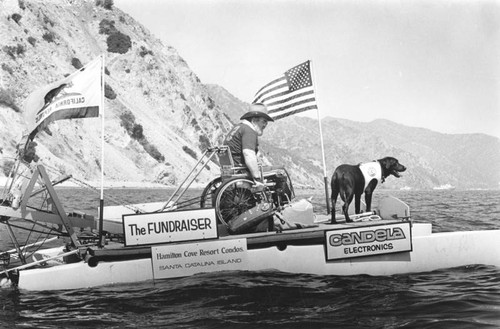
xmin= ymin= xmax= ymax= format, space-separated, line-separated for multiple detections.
xmin=240 ymin=103 xmax=274 ymax=122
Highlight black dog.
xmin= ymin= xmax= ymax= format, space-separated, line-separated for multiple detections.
xmin=330 ymin=157 xmax=406 ymax=223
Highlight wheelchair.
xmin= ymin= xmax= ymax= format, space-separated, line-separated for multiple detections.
xmin=199 ymin=146 xmax=295 ymax=228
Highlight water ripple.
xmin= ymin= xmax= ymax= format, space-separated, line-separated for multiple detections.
xmin=0 ymin=189 xmax=499 ymax=328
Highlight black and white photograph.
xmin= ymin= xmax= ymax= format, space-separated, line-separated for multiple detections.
xmin=1 ymin=0 xmax=499 ymax=327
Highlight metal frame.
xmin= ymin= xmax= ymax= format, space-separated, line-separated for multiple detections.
xmin=0 ymin=165 xmax=95 ymax=250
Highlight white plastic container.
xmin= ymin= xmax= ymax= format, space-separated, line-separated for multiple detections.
xmin=281 ymin=199 xmax=315 ymax=225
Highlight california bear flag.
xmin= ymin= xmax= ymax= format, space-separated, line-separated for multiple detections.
xmin=23 ymin=56 xmax=102 ymax=139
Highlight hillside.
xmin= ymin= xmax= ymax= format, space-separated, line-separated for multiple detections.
xmin=0 ymin=0 xmax=499 ymax=192
xmin=0 ymin=0 xmax=234 ymax=187
xmin=207 ymin=85 xmax=500 ymax=190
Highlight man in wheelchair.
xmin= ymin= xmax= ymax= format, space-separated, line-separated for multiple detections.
xmin=214 ymin=104 xmax=300 ymax=234
xmin=223 ymin=103 xmax=273 ymax=188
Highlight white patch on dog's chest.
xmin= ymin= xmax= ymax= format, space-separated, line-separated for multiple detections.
xmin=359 ymin=161 xmax=382 ymax=191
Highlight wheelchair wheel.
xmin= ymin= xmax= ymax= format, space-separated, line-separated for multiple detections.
xmin=200 ymin=177 xmax=222 ymax=208
xmin=214 ymin=178 xmax=268 ymax=226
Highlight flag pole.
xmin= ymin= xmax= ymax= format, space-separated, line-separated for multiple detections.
xmin=309 ymin=60 xmax=331 ymax=214
xmin=98 ymin=53 xmax=106 ymax=248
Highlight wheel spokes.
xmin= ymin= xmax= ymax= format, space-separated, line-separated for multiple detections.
xmin=219 ymin=186 xmax=256 ymax=224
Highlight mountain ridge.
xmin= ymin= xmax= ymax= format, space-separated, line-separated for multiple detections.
xmin=207 ymin=84 xmax=500 ymax=190
xmin=0 ymin=0 xmax=498 ymax=192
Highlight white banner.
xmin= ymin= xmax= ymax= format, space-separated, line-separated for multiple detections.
xmin=23 ymin=56 xmax=102 ymax=137
xmin=151 ymin=239 xmax=248 ymax=279
xmin=325 ymin=222 xmax=412 ymax=260
xmin=123 ymin=208 xmax=218 ymax=246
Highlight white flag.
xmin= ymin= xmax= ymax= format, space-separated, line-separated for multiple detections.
xmin=23 ymin=56 xmax=102 ymax=138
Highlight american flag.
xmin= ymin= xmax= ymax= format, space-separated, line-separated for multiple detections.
xmin=252 ymin=60 xmax=318 ymax=120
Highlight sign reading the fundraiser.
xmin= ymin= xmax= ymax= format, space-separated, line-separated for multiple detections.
xmin=151 ymin=239 xmax=248 ymax=279
xmin=325 ymin=222 xmax=412 ymax=261
xmin=123 ymin=208 xmax=218 ymax=246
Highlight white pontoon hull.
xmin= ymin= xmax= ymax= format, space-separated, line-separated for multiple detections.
xmin=17 ymin=223 xmax=500 ymax=291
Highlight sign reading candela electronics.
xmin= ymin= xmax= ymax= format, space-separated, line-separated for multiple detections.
xmin=325 ymin=222 xmax=412 ymax=260
xmin=123 ymin=208 xmax=218 ymax=246
xmin=151 ymin=239 xmax=248 ymax=279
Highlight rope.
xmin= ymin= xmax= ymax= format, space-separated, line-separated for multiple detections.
xmin=9 ymin=230 xmax=57 ymax=260
xmin=45 ymin=166 xmax=204 ymax=213
xmin=4 ymin=222 xmax=64 ymax=237
xmin=70 ymin=176 xmax=145 ymax=213
xmin=19 ymin=161 xmax=204 ymax=219
xmin=0 ymin=249 xmax=79 ymax=276
xmin=42 ymin=163 xmax=145 ymax=213
xmin=23 ymin=229 xmax=56 ymax=261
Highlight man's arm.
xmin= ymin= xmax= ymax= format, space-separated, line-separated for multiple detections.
xmin=242 ymin=149 xmax=261 ymax=180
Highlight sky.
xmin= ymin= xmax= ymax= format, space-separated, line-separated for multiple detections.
xmin=115 ymin=0 xmax=500 ymax=138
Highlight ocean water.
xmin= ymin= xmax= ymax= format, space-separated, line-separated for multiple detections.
xmin=0 ymin=188 xmax=499 ymax=328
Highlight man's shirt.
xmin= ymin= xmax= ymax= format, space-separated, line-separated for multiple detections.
xmin=224 ymin=121 xmax=258 ymax=166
